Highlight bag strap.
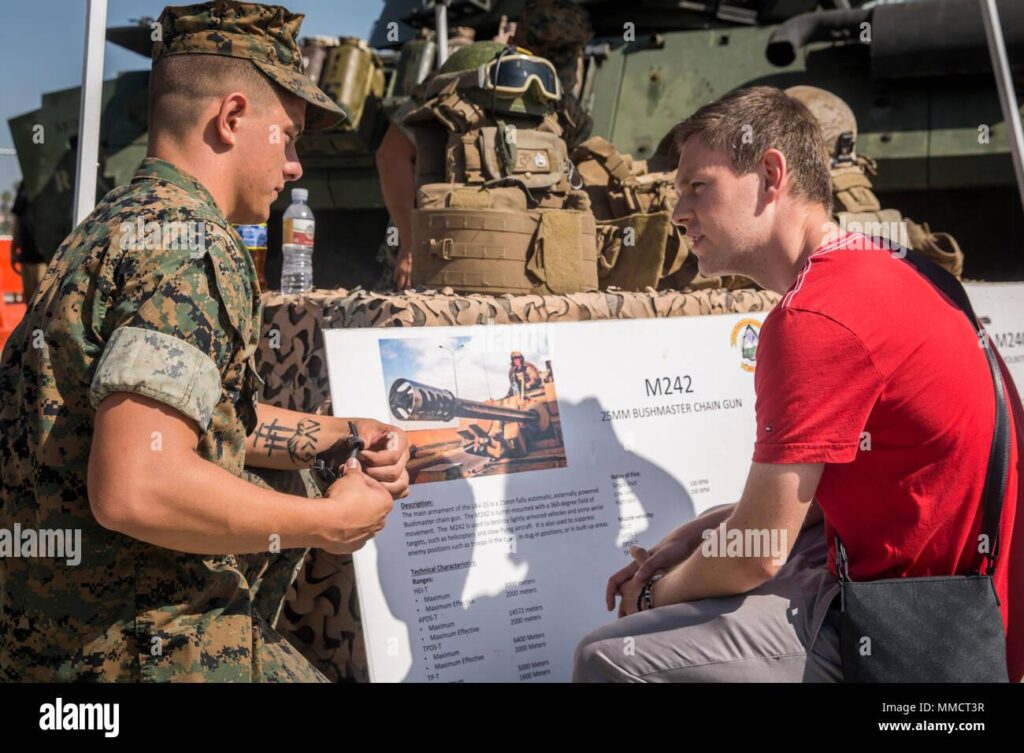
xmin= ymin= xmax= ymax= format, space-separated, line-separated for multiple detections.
xmin=572 ymin=136 xmax=635 ymax=186
xmin=904 ymin=251 xmax=1010 ymax=575
xmin=836 ymin=248 xmax=1010 ymax=580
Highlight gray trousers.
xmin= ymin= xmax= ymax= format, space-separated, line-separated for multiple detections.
xmin=572 ymin=520 xmax=843 ymax=682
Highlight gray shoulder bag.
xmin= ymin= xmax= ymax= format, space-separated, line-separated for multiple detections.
xmin=836 ymin=251 xmax=1011 ymax=683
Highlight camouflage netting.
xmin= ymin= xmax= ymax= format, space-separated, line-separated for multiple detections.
xmin=255 ymin=286 xmax=779 ymax=412
xmin=253 ymin=286 xmax=780 ymax=682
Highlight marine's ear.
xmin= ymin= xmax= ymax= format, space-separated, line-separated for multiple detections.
xmin=213 ymin=92 xmax=251 ymax=147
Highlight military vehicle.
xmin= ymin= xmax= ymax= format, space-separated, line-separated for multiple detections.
xmin=389 ymin=374 xmax=566 ymax=483
xmin=8 ymin=0 xmax=1024 ymax=287
xmin=7 ymin=70 xmax=149 ymax=267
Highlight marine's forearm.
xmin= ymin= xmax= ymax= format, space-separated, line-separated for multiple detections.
xmin=104 ymin=453 xmax=329 ymax=554
xmin=244 ymin=403 xmax=352 ymax=470
xmin=87 ymin=396 xmax=334 ymax=554
xmin=376 ymin=126 xmax=417 ymax=254
xmin=383 ymin=182 xmax=415 ymax=257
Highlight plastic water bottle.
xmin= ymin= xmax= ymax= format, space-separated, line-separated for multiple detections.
xmin=281 ymin=188 xmax=315 ymax=293
xmin=280 ymin=244 xmax=313 ymax=295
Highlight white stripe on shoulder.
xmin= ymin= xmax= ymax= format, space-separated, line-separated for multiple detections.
xmin=781 ymin=232 xmax=864 ymax=309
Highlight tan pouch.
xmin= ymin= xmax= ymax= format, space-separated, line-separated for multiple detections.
xmin=836 ymin=209 xmax=904 ymax=245
xmin=572 ymin=136 xmax=635 ymax=185
xmin=417 ymin=183 xmax=453 ymax=209
xmin=596 ymin=211 xmax=672 ymax=291
xmin=411 ymin=209 xmax=539 ymax=294
xmin=632 ymin=171 xmax=679 ymax=213
xmin=526 ymin=210 xmax=595 ymax=294
xmin=564 ymin=189 xmax=592 ymax=212
xmin=476 ymin=127 xmax=567 ymax=190
xmin=417 ymin=183 xmax=529 ymax=211
xmin=446 ymin=131 xmax=482 ymax=184
xmin=411 ymin=207 xmax=597 ymax=295
xmin=832 ymin=164 xmax=883 ymax=213
xmin=906 ymin=218 xmax=965 ymax=278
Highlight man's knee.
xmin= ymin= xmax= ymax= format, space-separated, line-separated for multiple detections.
xmin=573 ymin=635 xmax=610 ymax=682
xmin=573 ymin=630 xmax=639 ymax=683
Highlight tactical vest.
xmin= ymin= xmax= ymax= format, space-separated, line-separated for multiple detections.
xmin=832 ymin=156 xmax=965 ymax=278
xmin=401 ymin=74 xmax=598 ymax=295
xmin=570 ymin=137 xmax=684 ymax=291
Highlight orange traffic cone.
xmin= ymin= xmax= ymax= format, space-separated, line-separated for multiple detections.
xmin=0 ymin=237 xmax=27 ymax=352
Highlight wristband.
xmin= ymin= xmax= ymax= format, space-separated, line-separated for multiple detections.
xmin=636 ymin=573 xmax=664 ymax=613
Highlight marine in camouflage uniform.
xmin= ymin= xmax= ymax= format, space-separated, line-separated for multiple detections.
xmin=0 ymin=0 xmax=346 ymax=682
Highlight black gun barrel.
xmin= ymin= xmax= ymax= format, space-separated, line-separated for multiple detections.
xmin=389 ymin=378 xmax=539 ymax=425
xmin=767 ymin=0 xmax=1024 ymax=78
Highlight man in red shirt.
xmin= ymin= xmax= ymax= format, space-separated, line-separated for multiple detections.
xmin=574 ymin=86 xmax=1021 ymax=682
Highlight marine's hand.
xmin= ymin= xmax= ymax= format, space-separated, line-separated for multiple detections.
xmin=394 ymin=249 xmax=413 ymax=290
xmin=319 ymin=459 xmax=395 ymax=554
xmin=352 ymin=419 xmax=410 ymax=500
xmin=605 ymin=558 xmax=639 ymax=612
xmin=617 ymin=552 xmax=649 ymax=618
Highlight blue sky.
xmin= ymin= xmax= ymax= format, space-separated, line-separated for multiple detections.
xmin=0 ymin=0 xmax=384 ymax=196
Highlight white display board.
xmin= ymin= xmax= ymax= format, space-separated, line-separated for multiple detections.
xmin=965 ymin=282 xmax=1024 ymax=390
xmin=324 ymin=312 xmax=767 ymax=682
xmin=322 ymin=283 xmax=1024 ymax=683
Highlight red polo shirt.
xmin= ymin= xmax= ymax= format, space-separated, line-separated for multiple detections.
xmin=753 ymin=232 xmax=1022 ymax=681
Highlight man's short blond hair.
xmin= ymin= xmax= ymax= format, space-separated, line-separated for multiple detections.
xmin=673 ymin=86 xmax=833 ymax=213
xmin=149 ymin=55 xmax=281 ymax=141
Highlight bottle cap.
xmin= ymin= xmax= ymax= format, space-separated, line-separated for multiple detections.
xmin=291 ymin=187 xmax=309 ymax=203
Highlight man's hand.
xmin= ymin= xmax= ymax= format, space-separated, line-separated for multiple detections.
xmin=393 ymin=249 xmax=413 ymax=290
xmin=614 ymin=547 xmax=666 ymax=618
xmin=350 ymin=418 xmax=411 ymax=500
xmin=318 ymin=458 xmax=395 ymax=554
xmin=605 ymin=505 xmax=735 ymax=614
xmin=605 ymin=533 xmax=692 ymax=615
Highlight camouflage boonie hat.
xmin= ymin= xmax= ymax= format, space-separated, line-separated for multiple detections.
xmin=153 ymin=0 xmax=347 ymax=130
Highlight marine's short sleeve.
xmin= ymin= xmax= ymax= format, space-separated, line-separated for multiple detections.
xmin=753 ymin=308 xmax=886 ymax=464
xmin=90 ymin=226 xmax=247 ymax=431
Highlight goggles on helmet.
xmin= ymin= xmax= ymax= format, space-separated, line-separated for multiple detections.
xmin=477 ymin=53 xmax=561 ymax=101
